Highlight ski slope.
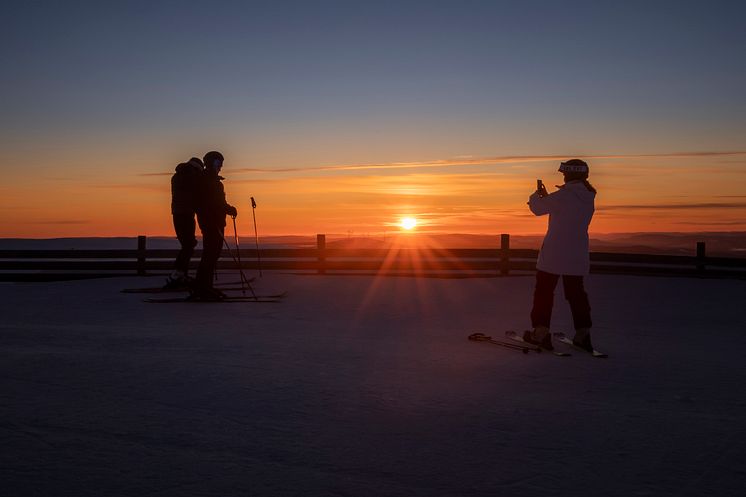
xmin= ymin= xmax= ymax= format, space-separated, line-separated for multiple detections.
xmin=1 ymin=272 xmax=744 ymax=496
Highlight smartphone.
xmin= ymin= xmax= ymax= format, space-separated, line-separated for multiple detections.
xmin=537 ymin=179 xmax=543 ymax=190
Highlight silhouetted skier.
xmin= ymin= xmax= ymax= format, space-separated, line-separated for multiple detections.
xmin=193 ymin=151 xmax=238 ymax=300
xmin=166 ymin=157 xmax=204 ymax=289
xmin=524 ymin=159 xmax=597 ymax=351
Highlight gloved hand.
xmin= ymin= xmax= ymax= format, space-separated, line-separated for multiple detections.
xmin=227 ymin=205 xmax=238 ymax=217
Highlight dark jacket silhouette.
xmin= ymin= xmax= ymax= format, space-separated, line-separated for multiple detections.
xmin=167 ymin=157 xmax=204 ymax=285
xmin=193 ymin=151 xmax=237 ymax=298
xmin=196 ymin=169 xmax=236 ymax=231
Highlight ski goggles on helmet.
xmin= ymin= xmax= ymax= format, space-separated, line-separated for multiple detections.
xmin=558 ymin=160 xmax=589 ymax=173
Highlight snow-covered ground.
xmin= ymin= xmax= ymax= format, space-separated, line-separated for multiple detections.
xmin=1 ymin=272 xmax=744 ymax=496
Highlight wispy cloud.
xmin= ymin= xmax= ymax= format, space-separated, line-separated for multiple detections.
xmin=674 ymin=220 xmax=746 ymax=226
xmin=232 ymin=151 xmax=746 ymax=174
xmin=94 ymin=183 xmax=168 ymax=193
xmin=137 ymin=151 xmax=746 ymax=177
xmin=28 ymin=220 xmax=90 ymax=225
xmin=599 ymin=202 xmax=746 ymax=211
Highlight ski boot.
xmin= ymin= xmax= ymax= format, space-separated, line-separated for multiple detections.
xmin=523 ymin=326 xmax=553 ymax=350
xmin=572 ymin=328 xmax=594 ymax=352
xmin=163 ymin=271 xmax=191 ymax=290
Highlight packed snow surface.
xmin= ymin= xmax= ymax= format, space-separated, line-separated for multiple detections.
xmin=1 ymin=272 xmax=744 ymax=496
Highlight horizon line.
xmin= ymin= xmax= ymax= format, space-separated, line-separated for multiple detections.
xmin=3 ymin=230 xmax=746 ymax=241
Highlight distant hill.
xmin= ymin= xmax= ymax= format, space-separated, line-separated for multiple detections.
xmin=325 ymin=232 xmax=746 ymax=257
xmin=588 ymin=232 xmax=746 ymax=257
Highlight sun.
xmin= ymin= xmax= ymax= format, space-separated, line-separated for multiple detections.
xmin=400 ymin=217 xmax=417 ymax=230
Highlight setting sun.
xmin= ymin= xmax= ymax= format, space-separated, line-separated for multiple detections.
xmin=400 ymin=217 xmax=418 ymax=230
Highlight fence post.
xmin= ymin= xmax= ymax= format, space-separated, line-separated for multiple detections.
xmin=500 ymin=233 xmax=510 ymax=276
xmin=317 ymin=234 xmax=326 ymax=275
xmin=137 ymin=235 xmax=147 ymax=275
xmin=696 ymin=241 xmax=706 ymax=273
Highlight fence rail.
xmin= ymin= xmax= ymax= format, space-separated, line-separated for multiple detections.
xmin=1 ymin=234 xmax=744 ymax=281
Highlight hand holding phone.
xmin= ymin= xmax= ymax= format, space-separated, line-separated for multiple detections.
xmin=536 ymin=179 xmax=547 ymax=197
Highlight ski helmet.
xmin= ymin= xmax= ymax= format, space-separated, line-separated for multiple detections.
xmin=203 ymin=151 xmax=224 ymax=170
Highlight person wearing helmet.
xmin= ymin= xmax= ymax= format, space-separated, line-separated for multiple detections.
xmin=165 ymin=157 xmax=204 ymax=289
xmin=524 ymin=159 xmax=597 ymax=351
xmin=193 ymin=151 xmax=238 ymax=300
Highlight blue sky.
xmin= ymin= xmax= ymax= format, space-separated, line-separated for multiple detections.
xmin=5 ymin=1 xmax=744 ymax=145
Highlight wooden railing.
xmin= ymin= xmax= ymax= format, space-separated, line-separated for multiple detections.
xmin=1 ymin=234 xmax=744 ymax=281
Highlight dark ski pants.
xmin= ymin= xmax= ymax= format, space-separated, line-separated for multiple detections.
xmin=195 ymin=227 xmax=224 ymax=291
xmin=173 ymin=213 xmax=197 ymax=275
xmin=530 ymin=270 xmax=592 ymax=330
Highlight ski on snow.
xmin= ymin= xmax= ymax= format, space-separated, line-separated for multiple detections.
xmin=553 ymin=333 xmax=608 ymax=358
xmin=468 ymin=333 xmax=537 ymax=354
xmin=144 ymin=291 xmax=287 ymax=303
xmin=122 ymin=279 xmax=255 ymax=293
xmin=505 ymin=331 xmax=571 ymax=357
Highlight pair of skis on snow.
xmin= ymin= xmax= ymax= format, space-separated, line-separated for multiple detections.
xmin=121 ymin=278 xmax=255 ymax=294
xmin=121 ymin=279 xmax=286 ymax=303
xmin=469 ymin=331 xmax=608 ymax=358
xmin=143 ymin=292 xmax=287 ymax=303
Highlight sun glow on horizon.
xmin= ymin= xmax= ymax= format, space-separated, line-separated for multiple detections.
xmin=400 ymin=217 xmax=418 ymax=230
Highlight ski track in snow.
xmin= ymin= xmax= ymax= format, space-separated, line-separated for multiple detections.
xmin=1 ymin=273 xmax=745 ymax=496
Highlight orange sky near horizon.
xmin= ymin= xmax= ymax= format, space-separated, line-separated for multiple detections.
xmin=3 ymin=152 xmax=745 ymax=238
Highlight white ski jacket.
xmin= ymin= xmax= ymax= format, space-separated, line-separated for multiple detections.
xmin=528 ymin=180 xmax=596 ymax=276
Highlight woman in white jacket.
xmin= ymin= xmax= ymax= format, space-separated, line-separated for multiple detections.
xmin=524 ymin=159 xmax=597 ymax=351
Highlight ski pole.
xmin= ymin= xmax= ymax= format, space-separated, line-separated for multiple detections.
xmin=220 ymin=228 xmax=257 ymax=300
xmin=232 ymin=216 xmax=249 ymax=296
xmin=250 ymin=196 xmax=263 ymax=277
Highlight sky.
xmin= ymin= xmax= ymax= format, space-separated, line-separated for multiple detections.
xmin=1 ymin=0 xmax=745 ymax=237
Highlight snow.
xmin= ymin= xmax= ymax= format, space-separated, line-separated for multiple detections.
xmin=1 ymin=272 xmax=745 ymax=496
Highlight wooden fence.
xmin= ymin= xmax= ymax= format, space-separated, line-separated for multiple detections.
xmin=1 ymin=234 xmax=744 ymax=281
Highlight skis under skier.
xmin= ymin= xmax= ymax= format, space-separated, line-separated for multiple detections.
xmin=523 ymin=159 xmax=598 ymax=352
xmin=192 ymin=151 xmax=238 ymax=301
xmin=165 ymin=157 xmax=204 ymax=289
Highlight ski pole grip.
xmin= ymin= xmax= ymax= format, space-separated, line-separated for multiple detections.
xmin=251 ymin=197 xmax=257 ymax=208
